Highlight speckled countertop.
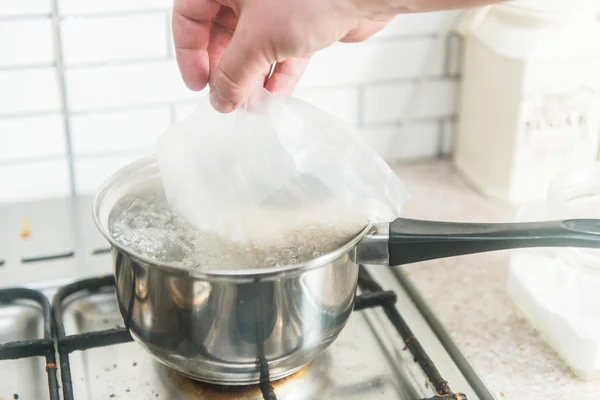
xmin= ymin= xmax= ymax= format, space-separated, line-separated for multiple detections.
xmin=392 ymin=159 xmax=599 ymax=400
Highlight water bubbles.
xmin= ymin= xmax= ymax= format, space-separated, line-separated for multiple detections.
xmin=147 ymin=213 xmax=168 ymax=229
xmin=264 ymin=257 xmax=277 ymax=267
xmin=130 ymin=216 xmax=148 ymax=229
xmin=108 ymin=188 xmax=364 ymax=271
xmin=180 ymin=255 xmax=197 ymax=268
xmin=110 ymin=221 xmax=124 ymax=238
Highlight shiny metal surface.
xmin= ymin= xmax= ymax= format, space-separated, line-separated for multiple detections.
xmin=0 ymin=195 xmax=112 ymax=290
xmin=64 ymin=288 xmax=395 ymax=399
xmin=94 ymin=155 xmax=375 ymax=384
xmin=61 ymin=269 xmax=476 ymax=400
xmin=109 ymin=241 xmax=361 ymax=384
xmin=0 ymin=301 xmax=49 ymax=400
xmin=357 ymin=223 xmax=390 ymax=265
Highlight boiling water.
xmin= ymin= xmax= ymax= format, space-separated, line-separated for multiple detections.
xmin=108 ymin=189 xmax=365 ymax=271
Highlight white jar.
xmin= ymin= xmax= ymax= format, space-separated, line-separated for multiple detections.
xmin=454 ymin=0 xmax=600 ymax=204
xmin=508 ymin=163 xmax=600 ymax=380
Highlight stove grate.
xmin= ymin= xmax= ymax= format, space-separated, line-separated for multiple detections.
xmin=357 ymin=267 xmax=466 ymax=400
xmin=0 ymin=288 xmax=60 ymax=400
xmin=52 ymin=275 xmax=134 ymax=400
xmin=0 ymin=266 xmax=466 ymax=400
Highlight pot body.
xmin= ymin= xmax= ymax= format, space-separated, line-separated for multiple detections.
xmin=111 ymin=232 xmax=360 ymax=384
xmin=95 ymin=155 xmax=371 ymax=384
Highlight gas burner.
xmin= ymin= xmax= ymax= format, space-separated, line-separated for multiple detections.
xmin=162 ymin=362 xmax=315 ymax=400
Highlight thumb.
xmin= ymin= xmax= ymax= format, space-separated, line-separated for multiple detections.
xmin=209 ymin=15 xmax=274 ymax=113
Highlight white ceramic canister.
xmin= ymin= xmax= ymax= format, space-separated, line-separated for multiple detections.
xmin=454 ymin=0 xmax=600 ymax=204
xmin=508 ymin=162 xmax=600 ymax=380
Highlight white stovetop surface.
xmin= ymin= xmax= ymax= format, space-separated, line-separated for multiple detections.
xmin=393 ymin=159 xmax=598 ymax=400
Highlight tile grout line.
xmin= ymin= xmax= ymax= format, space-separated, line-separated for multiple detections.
xmin=165 ymin=10 xmax=173 ymax=58
xmin=58 ymin=8 xmax=169 ymax=19
xmin=0 ymin=7 xmax=169 ymax=21
xmin=50 ymin=0 xmax=77 ymax=196
xmin=0 ymin=99 xmax=201 ymax=120
xmin=437 ymin=118 xmax=446 ymax=157
xmin=168 ymin=104 xmax=177 ymax=124
xmin=70 ymin=149 xmax=153 ymax=160
xmin=357 ymin=85 xmax=365 ymax=128
xmin=367 ymin=32 xmax=438 ymax=44
xmin=362 ymin=114 xmax=458 ymax=129
xmin=0 ymin=13 xmax=52 ymax=22
xmin=0 ymin=63 xmax=55 ymax=72
xmin=60 ymin=55 xmax=175 ymax=70
xmin=0 ymin=109 xmax=61 ymax=120
xmin=0 ymin=155 xmax=66 ymax=167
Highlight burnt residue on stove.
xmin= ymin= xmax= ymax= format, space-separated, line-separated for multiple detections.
xmin=165 ymin=364 xmax=310 ymax=400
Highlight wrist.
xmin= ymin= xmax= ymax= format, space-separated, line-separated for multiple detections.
xmin=348 ymin=0 xmax=413 ymax=19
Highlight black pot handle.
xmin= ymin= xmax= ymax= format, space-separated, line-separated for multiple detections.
xmin=389 ymin=218 xmax=600 ymax=266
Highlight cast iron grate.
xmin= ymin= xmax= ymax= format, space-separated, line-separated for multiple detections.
xmin=0 ymin=266 xmax=466 ymax=400
xmin=357 ymin=267 xmax=466 ymax=400
xmin=52 ymin=275 xmax=133 ymax=400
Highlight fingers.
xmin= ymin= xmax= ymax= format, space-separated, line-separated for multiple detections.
xmin=209 ymin=13 xmax=274 ymax=113
xmin=173 ymin=0 xmax=220 ymax=91
xmin=207 ymin=7 xmax=238 ymax=78
xmin=264 ymin=56 xmax=312 ymax=95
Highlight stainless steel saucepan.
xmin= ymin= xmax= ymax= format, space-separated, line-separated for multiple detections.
xmin=93 ymin=155 xmax=600 ymax=385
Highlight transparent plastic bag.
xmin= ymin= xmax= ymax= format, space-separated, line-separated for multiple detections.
xmin=156 ymin=87 xmax=409 ymax=247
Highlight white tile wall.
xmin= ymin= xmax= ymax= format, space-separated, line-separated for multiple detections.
xmin=294 ymin=87 xmax=361 ymax=124
xmin=297 ymin=37 xmax=444 ymax=88
xmin=0 ymin=159 xmax=71 ymax=203
xmin=165 ymin=9 xmax=174 ymax=56
xmin=0 ymin=4 xmax=463 ymax=204
xmin=70 ymin=107 xmax=171 ymax=155
xmin=74 ymin=153 xmax=150 ymax=195
xmin=0 ymin=19 xmax=54 ymax=67
xmin=61 ymin=13 xmax=168 ymax=65
xmin=0 ymin=114 xmax=66 ymax=161
xmin=358 ymin=121 xmax=441 ymax=161
xmin=0 ymin=68 xmax=61 ymax=116
xmin=58 ymin=0 xmax=171 ymax=15
xmin=362 ymin=79 xmax=457 ymax=124
xmin=373 ymin=10 xmax=457 ymax=38
xmin=67 ymin=60 xmax=200 ymax=111
xmin=0 ymin=0 xmax=51 ymax=16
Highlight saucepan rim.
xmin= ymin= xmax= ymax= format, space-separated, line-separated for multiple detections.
xmin=92 ymin=154 xmax=372 ymax=280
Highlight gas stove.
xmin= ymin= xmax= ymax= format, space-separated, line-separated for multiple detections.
xmin=0 ymin=197 xmax=495 ymax=400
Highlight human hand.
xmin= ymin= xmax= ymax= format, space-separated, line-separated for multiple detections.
xmin=172 ymin=0 xmax=502 ymax=113
xmin=173 ymin=0 xmax=395 ymax=112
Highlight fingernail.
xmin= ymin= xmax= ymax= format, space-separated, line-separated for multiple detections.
xmin=210 ymin=91 xmax=236 ymax=113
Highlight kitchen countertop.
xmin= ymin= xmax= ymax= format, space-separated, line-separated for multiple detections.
xmin=393 ymin=159 xmax=597 ymax=400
